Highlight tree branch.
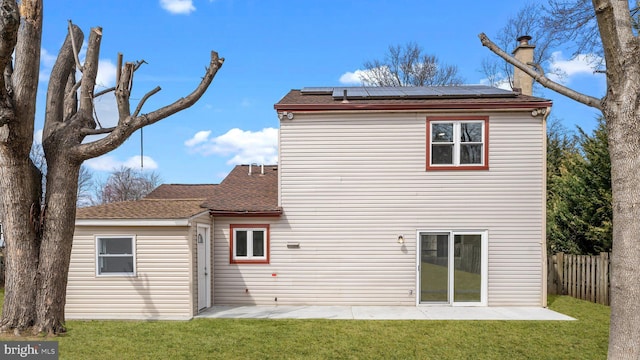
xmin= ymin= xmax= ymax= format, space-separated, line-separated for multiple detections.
xmin=114 ymin=62 xmax=134 ymax=122
xmin=78 ymin=27 xmax=101 ymax=116
xmin=527 ymin=61 xmax=545 ymax=77
xmin=80 ymin=127 xmax=115 ymax=136
xmin=132 ymin=86 xmax=160 ymax=117
xmin=0 ymin=1 xmax=19 ymax=97
xmin=63 ymin=74 xmax=80 ymax=121
xmin=93 ymin=87 xmax=115 ymax=98
xmin=67 ymin=20 xmax=83 ymax=73
xmin=71 ymin=51 xmax=224 ymax=161
xmin=11 ymin=0 xmax=42 ymax=150
xmin=478 ymin=32 xmax=603 ymax=110
xmin=115 ymin=53 xmax=122 ymax=89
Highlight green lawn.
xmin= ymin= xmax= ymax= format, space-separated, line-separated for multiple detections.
xmin=420 ymin=262 xmax=482 ymax=302
xmin=0 ymin=289 xmax=609 ymax=359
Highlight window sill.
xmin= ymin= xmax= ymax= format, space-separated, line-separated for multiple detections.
xmin=426 ymin=165 xmax=489 ymax=171
xmin=231 ymin=259 xmax=269 ymax=265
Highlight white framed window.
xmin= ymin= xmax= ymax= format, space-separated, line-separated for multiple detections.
xmin=96 ymin=235 xmax=136 ymax=276
xmin=230 ymin=224 xmax=269 ymax=264
xmin=427 ymin=117 xmax=489 ymax=170
xmin=0 ymin=223 xmax=4 ymax=247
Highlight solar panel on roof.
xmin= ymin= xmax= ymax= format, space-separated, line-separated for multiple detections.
xmin=324 ymin=86 xmax=516 ymax=100
xmin=332 ymin=87 xmax=370 ymax=98
xmin=301 ymin=87 xmax=335 ymax=94
xmin=365 ymin=87 xmax=408 ymax=97
xmin=400 ymin=87 xmax=442 ymax=96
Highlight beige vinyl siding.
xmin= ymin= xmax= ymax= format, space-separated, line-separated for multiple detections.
xmin=214 ymin=111 xmax=544 ymax=306
xmin=68 ymin=225 xmax=193 ymax=320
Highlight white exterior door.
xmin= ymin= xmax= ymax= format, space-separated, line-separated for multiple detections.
xmin=197 ymin=225 xmax=211 ymax=310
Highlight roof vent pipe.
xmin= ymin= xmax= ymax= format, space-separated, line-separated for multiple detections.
xmin=341 ymin=89 xmax=349 ymax=103
xmin=248 ymin=164 xmax=252 ymax=175
xmin=261 ymin=164 xmax=264 ymax=175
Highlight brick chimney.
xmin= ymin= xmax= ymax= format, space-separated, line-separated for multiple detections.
xmin=512 ymin=35 xmax=535 ymax=96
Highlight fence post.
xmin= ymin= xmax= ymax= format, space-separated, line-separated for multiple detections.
xmin=557 ymin=252 xmax=564 ymax=295
xmin=548 ymin=253 xmax=557 ymax=295
xmin=601 ymin=252 xmax=609 ymax=306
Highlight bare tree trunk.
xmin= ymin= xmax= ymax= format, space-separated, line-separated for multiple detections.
xmin=590 ymin=1 xmax=640 ymax=357
xmin=603 ymin=84 xmax=640 ymax=360
xmin=606 ymin=105 xmax=640 ymax=359
xmin=34 ymin=155 xmax=80 ymax=334
xmin=0 ymin=157 xmax=42 ymax=332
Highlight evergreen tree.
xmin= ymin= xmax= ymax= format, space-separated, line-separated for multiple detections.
xmin=547 ymin=118 xmax=612 ymax=254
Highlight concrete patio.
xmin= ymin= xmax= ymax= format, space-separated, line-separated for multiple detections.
xmin=197 ymin=305 xmax=575 ymax=321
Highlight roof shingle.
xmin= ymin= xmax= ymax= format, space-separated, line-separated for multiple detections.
xmin=202 ymin=165 xmax=281 ymax=216
xmin=75 ymin=199 xmax=208 ymax=220
xmin=145 ymin=184 xmax=217 ymax=199
xmin=76 ymin=183 xmax=215 ymax=220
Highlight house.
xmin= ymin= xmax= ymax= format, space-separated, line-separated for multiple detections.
xmin=68 ymin=37 xmax=552 ymax=319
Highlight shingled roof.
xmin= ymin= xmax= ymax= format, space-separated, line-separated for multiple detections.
xmin=145 ymin=184 xmax=217 ymax=199
xmin=76 ymin=183 xmax=215 ymax=220
xmin=75 ymin=199 xmax=208 ymax=220
xmin=202 ymin=164 xmax=281 ymax=216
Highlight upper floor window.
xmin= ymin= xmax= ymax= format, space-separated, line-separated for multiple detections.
xmin=427 ymin=117 xmax=489 ymax=170
xmin=230 ymin=224 xmax=270 ymax=264
xmin=96 ymin=236 xmax=136 ymax=276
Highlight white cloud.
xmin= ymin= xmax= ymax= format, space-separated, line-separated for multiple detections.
xmin=339 ymin=70 xmax=367 ymax=85
xmin=548 ymin=51 xmax=603 ymax=83
xmin=39 ymin=48 xmax=57 ymax=82
xmin=96 ymin=59 xmax=117 ymax=88
xmin=478 ymin=77 xmax=512 ymax=91
xmin=124 ymin=156 xmax=159 ymax=170
xmin=186 ymin=127 xmax=278 ymax=165
xmin=339 ymin=68 xmax=387 ymax=85
xmin=160 ymin=0 xmax=196 ymax=15
xmin=184 ymin=130 xmax=212 ymax=147
xmin=85 ymin=155 xmax=158 ymax=172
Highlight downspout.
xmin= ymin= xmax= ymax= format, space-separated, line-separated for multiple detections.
xmin=541 ymin=106 xmax=551 ymax=307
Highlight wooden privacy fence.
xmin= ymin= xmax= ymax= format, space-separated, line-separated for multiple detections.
xmin=547 ymin=252 xmax=610 ymax=305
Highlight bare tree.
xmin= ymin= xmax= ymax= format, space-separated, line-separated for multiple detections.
xmin=96 ymin=166 xmax=161 ymax=204
xmin=0 ymin=0 xmax=223 ymax=335
xmin=480 ymin=1 xmax=640 ymax=357
xmin=359 ymin=42 xmax=463 ymax=86
xmin=480 ymin=2 xmax=564 ymax=88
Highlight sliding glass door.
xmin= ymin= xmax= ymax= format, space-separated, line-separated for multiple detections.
xmin=419 ymin=231 xmax=487 ymax=305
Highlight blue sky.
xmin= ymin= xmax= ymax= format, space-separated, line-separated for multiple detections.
xmin=36 ymin=0 xmax=606 ymax=184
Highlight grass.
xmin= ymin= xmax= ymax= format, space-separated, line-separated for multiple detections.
xmin=0 ymin=289 xmax=609 ymax=359
xmin=420 ymin=261 xmax=482 ymax=302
